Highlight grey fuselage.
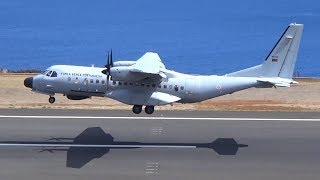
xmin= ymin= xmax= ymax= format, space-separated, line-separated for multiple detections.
xmin=32 ymin=65 xmax=262 ymax=106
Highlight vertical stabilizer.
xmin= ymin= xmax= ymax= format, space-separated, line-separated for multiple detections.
xmin=227 ymin=23 xmax=303 ymax=79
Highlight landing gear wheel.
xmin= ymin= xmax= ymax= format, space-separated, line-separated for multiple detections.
xmin=145 ymin=106 xmax=155 ymax=114
xmin=49 ymin=96 xmax=55 ymax=104
xmin=132 ymin=105 xmax=142 ymax=114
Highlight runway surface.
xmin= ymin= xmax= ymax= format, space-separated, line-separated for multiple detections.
xmin=0 ymin=109 xmax=319 ymax=180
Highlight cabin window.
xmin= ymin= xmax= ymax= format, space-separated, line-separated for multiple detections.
xmin=152 ymin=84 xmax=156 ymax=88
xmin=141 ymin=83 xmax=145 ymax=87
xmin=163 ymin=85 xmax=167 ymax=89
xmin=51 ymin=71 xmax=57 ymax=77
xmin=158 ymin=85 xmax=161 ymax=88
xmin=96 ymin=79 xmax=99 ymax=83
xmin=102 ymin=80 xmax=105 ymax=84
xmin=146 ymin=84 xmax=150 ymax=87
xmin=119 ymin=82 xmax=122 ymax=85
xmin=90 ymin=79 xmax=93 ymax=83
xmin=124 ymin=82 xmax=128 ymax=85
xmin=169 ymin=85 xmax=173 ymax=89
xmin=174 ymin=85 xmax=179 ymax=92
xmin=129 ymin=82 xmax=133 ymax=85
xmin=112 ymin=81 xmax=116 ymax=85
xmin=180 ymin=86 xmax=184 ymax=90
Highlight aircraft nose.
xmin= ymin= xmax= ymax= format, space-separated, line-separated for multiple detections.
xmin=24 ymin=77 xmax=33 ymax=89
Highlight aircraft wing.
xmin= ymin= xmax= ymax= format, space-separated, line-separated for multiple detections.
xmin=130 ymin=52 xmax=167 ymax=78
xmin=257 ymin=77 xmax=298 ymax=87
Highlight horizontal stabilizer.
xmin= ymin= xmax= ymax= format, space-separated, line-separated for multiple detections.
xmin=257 ymin=77 xmax=298 ymax=87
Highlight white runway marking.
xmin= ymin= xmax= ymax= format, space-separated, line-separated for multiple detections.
xmin=151 ymin=127 xmax=163 ymax=135
xmin=0 ymin=143 xmax=196 ymax=148
xmin=0 ymin=115 xmax=320 ymax=121
xmin=145 ymin=162 xmax=159 ymax=175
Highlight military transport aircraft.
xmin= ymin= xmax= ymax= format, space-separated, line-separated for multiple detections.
xmin=24 ymin=23 xmax=303 ymax=114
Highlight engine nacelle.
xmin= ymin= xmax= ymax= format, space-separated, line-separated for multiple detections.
xmin=110 ymin=66 xmax=133 ymax=81
xmin=110 ymin=66 xmax=147 ymax=82
xmin=66 ymin=95 xmax=90 ymax=100
xmin=113 ymin=61 xmax=136 ymax=67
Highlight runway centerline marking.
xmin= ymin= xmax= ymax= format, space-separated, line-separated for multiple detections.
xmin=0 ymin=115 xmax=320 ymax=121
xmin=0 ymin=143 xmax=197 ymax=148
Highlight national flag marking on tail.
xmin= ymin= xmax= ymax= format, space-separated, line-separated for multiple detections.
xmin=272 ymin=56 xmax=278 ymax=62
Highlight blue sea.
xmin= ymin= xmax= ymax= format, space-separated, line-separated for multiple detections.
xmin=0 ymin=0 xmax=319 ymax=76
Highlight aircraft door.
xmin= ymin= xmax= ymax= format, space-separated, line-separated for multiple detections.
xmin=185 ymin=78 xmax=198 ymax=97
xmin=81 ymin=78 xmax=89 ymax=92
xmin=70 ymin=77 xmax=88 ymax=93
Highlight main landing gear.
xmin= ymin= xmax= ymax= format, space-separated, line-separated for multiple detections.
xmin=49 ymin=96 xmax=55 ymax=104
xmin=132 ymin=105 xmax=155 ymax=114
xmin=145 ymin=106 xmax=154 ymax=114
xmin=132 ymin=105 xmax=142 ymax=114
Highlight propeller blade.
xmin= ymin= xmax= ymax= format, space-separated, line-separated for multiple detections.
xmin=105 ymin=52 xmax=109 ymax=68
xmin=106 ymin=73 xmax=111 ymax=90
xmin=110 ymin=49 xmax=113 ymax=67
xmin=103 ymin=49 xmax=114 ymax=90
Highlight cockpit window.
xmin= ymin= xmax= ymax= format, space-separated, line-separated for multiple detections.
xmin=46 ymin=71 xmax=52 ymax=77
xmin=51 ymin=71 xmax=57 ymax=77
xmin=42 ymin=70 xmax=49 ymax=75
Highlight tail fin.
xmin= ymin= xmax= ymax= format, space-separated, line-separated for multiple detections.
xmin=227 ymin=23 xmax=304 ymax=79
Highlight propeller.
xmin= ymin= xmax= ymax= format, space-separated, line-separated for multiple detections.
xmin=110 ymin=49 xmax=113 ymax=67
xmin=102 ymin=49 xmax=114 ymax=87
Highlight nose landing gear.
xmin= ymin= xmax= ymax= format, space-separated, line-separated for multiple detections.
xmin=49 ymin=96 xmax=55 ymax=104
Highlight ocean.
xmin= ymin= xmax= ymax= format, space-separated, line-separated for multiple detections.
xmin=0 ymin=0 xmax=319 ymax=77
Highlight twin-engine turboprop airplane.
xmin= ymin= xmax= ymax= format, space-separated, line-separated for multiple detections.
xmin=24 ymin=23 xmax=303 ymax=114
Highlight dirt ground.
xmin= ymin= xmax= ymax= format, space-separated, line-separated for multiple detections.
xmin=1 ymin=73 xmax=320 ymax=112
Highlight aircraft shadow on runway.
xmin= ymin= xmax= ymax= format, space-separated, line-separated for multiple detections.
xmin=0 ymin=127 xmax=248 ymax=168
